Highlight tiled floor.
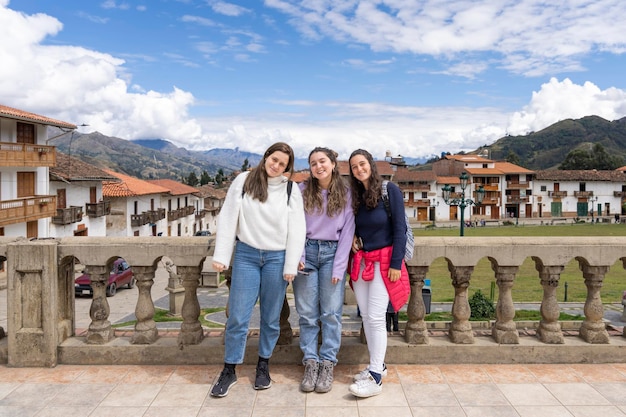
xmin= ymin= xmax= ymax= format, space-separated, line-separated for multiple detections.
xmin=0 ymin=363 xmax=625 ymax=416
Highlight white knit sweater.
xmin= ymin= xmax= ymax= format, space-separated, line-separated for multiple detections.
xmin=212 ymin=171 xmax=306 ymax=275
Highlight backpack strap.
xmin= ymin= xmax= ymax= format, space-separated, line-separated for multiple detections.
xmin=381 ymin=180 xmax=392 ymax=218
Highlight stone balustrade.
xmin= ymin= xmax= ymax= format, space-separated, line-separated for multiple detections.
xmin=1 ymin=236 xmax=626 ymax=367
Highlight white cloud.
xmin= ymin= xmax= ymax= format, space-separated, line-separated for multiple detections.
xmin=507 ymin=78 xmax=626 ymax=135
xmin=209 ymin=1 xmax=251 ymax=17
xmin=265 ymin=0 xmax=626 ymax=77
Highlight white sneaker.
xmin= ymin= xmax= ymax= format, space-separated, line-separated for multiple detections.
xmin=352 ymin=363 xmax=387 ymax=382
xmin=349 ymin=374 xmax=382 ymax=398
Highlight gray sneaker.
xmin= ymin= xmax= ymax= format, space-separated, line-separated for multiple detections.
xmin=315 ymin=360 xmax=334 ymax=393
xmin=300 ymin=359 xmax=319 ymax=392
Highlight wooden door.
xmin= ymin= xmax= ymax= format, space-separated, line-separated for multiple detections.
xmin=26 ymin=221 xmax=38 ymax=238
xmin=57 ymin=189 xmax=67 ymax=209
xmin=17 ymin=172 xmax=35 ymax=197
xmin=17 ymin=122 xmax=35 ymax=144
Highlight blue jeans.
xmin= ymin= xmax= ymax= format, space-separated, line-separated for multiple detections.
xmin=224 ymin=240 xmax=287 ymax=364
xmin=292 ymin=239 xmax=344 ymax=364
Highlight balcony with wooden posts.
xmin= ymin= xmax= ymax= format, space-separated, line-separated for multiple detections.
xmin=574 ymin=191 xmax=594 ymax=197
xmin=0 ymin=142 xmax=56 ymax=167
xmin=130 ymin=212 xmax=149 ymax=227
xmin=506 ymin=181 xmax=530 ymax=189
xmin=0 ymin=195 xmax=56 ymax=227
xmin=85 ymin=201 xmax=111 ymax=218
xmin=549 ymin=190 xmax=568 ymax=197
xmin=51 ymin=206 xmax=84 ymax=225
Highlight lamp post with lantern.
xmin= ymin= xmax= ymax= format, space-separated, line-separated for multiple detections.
xmin=442 ymin=172 xmax=485 ymax=237
xmin=589 ymin=196 xmax=598 ymax=224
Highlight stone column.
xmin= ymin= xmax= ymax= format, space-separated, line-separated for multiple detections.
xmin=404 ymin=265 xmax=429 ymax=345
xmin=449 ymin=265 xmax=474 ymax=344
xmin=85 ymin=266 xmax=114 ymax=344
xmin=131 ymin=266 xmax=158 ymax=344
xmin=535 ymin=264 xmax=564 ymax=344
xmin=579 ymin=263 xmax=610 ymax=344
xmin=7 ymin=240 xmax=59 ymax=367
xmin=177 ymin=266 xmax=204 ymax=346
xmin=492 ymin=265 xmax=519 ymax=344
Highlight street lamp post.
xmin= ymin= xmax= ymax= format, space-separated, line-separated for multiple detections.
xmin=442 ymin=172 xmax=485 ymax=237
xmin=431 ymin=200 xmax=439 ymax=227
xmin=590 ymin=196 xmax=598 ymax=224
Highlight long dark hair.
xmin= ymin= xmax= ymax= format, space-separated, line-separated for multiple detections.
xmin=348 ymin=148 xmax=382 ymax=212
xmin=243 ymin=142 xmax=295 ymax=202
xmin=302 ymin=147 xmax=348 ymax=217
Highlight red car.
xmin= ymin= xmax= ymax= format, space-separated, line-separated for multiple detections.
xmin=75 ymin=258 xmax=136 ymax=297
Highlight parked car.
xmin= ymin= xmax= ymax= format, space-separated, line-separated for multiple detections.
xmin=194 ymin=230 xmax=211 ymax=236
xmin=75 ymin=258 xmax=135 ymax=297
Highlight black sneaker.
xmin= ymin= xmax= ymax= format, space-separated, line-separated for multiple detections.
xmin=211 ymin=367 xmax=237 ymax=397
xmin=254 ymin=361 xmax=272 ymax=390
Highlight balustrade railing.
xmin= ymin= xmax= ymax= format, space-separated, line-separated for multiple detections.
xmin=2 ymin=236 xmax=626 ymax=367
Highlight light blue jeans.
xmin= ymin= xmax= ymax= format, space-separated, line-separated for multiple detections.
xmin=292 ymin=239 xmax=344 ymax=364
xmin=224 ymin=240 xmax=287 ymax=364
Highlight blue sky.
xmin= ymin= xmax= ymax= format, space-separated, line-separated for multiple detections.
xmin=2 ymin=0 xmax=626 ymax=161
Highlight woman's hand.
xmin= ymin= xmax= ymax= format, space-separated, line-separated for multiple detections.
xmin=284 ymin=274 xmax=295 ymax=283
xmin=212 ymin=261 xmax=226 ymax=272
xmin=298 ymin=261 xmax=305 ymax=271
xmin=388 ymin=267 xmax=401 ymax=282
xmin=352 ymin=236 xmax=362 ymax=253
xmin=331 ymin=277 xmax=341 ymax=285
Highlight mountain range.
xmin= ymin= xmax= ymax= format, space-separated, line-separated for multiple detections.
xmin=51 ymin=115 xmax=626 ymax=181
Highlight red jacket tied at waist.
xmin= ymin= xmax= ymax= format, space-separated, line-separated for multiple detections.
xmin=349 ymin=246 xmax=410 ymax=312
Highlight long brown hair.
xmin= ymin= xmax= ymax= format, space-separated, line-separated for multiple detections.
xmin=243 ymin=142 xmax=295 ymax=202
xmin=302 ymin=147 xmax=348 ymax=217
xmin=348 ymin=149 xmax=382 ymax=212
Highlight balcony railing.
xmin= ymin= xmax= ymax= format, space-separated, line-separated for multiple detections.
xmin=168 ymin=206 xmax=195 ymax=221
xmin=0 ymin=195 xmax=57 ymax=227
xmin=549 ymin=191 xmax=568 ymax=197
xmin=51 ymin=206 xmax=83 ymax=225
xmin=3 ymin=236 xmax=626 ymax=368
xmin=0 ymin=142 xmax=56 ymax=167
xmin=574 ymin=191 xmax=594 ymax=197
xmin=506 ymin=181 xmax=529 ymax=189
xmin=85 ymin=201 xmax=111 ymax=218
xmin=130 ymin=212 xmax=149 ymax=227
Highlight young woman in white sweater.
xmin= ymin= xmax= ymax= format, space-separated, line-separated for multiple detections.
xmin=210 ymin=142 xmax=306 ymax=397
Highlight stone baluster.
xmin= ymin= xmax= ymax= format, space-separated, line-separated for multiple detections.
xmin=404 ymin=265 xmax=429 ymax=345
xmin=131 ymin=266 xmax=158 ymax=344
xmin=85 ymin=266 xmax=114 ymax=344
xmin=491 ymin=265 xmax=519 ymax=344
xmin=177 ymin=266 xmax=204 ymax=346
xmin=449 ymin=265 xmax=474 ymax=344
xmin=535 ymin=263 xmax=564 ymax=344
xmin=579 ymin=263 xmax=610 ymax=344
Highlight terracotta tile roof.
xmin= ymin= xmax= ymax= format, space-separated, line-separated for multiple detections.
xmin=290 ymin=171 xmax=311 ymax=183
xmin=146 ymin=179 xmax=200 ymax=196
xmin=436 ymin=176 xmax=462 ymax=185
xmin=534 ymin=170 xmax=626 ymax=182
xmin=493 ymin=162 xmax=534 ymax=174
xmin=444 ymin=154 xmax=492 ymax=163
xmin=50 ymin=152 xmax=119 ymax=182
xmin=0 ymin=104 xmax=76 ymax=129
xmin=196 ymin=184 xmax=227 ymax=199
xmin=102 ymin=169 xmax=170 ymax=198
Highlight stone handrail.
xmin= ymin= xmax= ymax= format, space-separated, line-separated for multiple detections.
xmin=1 ymin=236 xmax=626 ymax=367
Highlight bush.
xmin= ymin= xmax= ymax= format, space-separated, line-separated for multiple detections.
xmin=469 ymin=289 xmax=496 ymax=320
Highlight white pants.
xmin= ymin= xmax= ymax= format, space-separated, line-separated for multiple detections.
xmin=352 ymin=261 xmax=389 ymax=375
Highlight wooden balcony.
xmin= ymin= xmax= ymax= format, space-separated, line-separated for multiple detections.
xmin=574 ymin=191 xmax=594 ymax=197
xmin=549 ymin=191 xmax=568 ymax=197
xmin=506 ymin=181 xmax=530 ymax=189
xmin=147 ymin=208 xmax=166 ymax=223
xmin=506 ymin=196 xmax=530 ymax=203
xmin=131 ymin=213 xmax=149 ymax=227
xmin=52 ymin=206 xmax=84 ymax=225
xmin=168 ymin=206 xmax=195 ymax=221
xmin=85 ymin=201 xmax=111 ymax=218
xmin=0 ymin=195 xmax=57 ymax=227
xmin=614 ymin=191 xmax=626 ymax=198
xmin=0 ymin=142 xmax=56 ymax=167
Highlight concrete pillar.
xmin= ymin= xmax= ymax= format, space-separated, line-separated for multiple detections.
xmin=7 ymin=240 xmax=59 ymax=367
xmin=404 ymin=265 xmax=429 ymax=345
xmin=131 ymin=266 xmax=158 ymax=344
xmin=449 ymin=266 xmax=475 ymax=344
xmin=535 ymin=264 xmax=564 ymax=344
xmin=579 ymin=263 xmax=610 ymax=344
xmin=177 ymin=266 xmax=204 ymax=346
xmin=85 ymin=266 xmax=114 ymax=344
xmin=492 ymin=265 xmax=520 ymax=344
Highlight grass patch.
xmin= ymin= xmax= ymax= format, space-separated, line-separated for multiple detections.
xmin=112 ymin=307 xmax=226 ymax=328
xmin=398 ymin=310 xmax=583 ymax=322
xmin=412 ymin=223 xmax=626 ymax=304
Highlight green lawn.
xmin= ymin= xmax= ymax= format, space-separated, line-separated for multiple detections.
xmin=413 ymin=223 xmax=626 ymax=304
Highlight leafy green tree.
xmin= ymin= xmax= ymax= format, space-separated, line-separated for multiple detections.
xmin=505 ymin=151 xmax=521 ymax=166
xmin=241 ymin=158 xmax=249 ymax=172
xmin=559 ymin=143 xmax=623 ymax=170
xmin=185 ymin=172 xmax=199 ymax=186
xmin=215 ymin=168 xmax=225 ymax=186
xmin=200 ymin=171 xmax=212 ymax=185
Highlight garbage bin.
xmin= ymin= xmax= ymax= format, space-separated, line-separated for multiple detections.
xmin=422 ymin=278 xmax=432 ymax=314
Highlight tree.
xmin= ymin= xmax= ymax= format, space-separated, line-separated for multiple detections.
xmin=505 ymin=151 xmax=521 ymax=166
xmin=200 ymin=171 xmax=212 ymax=185
xmin=241 ymin=158 xmax=249 ymax=172
xmin=559 ymin=143 xmax=623 ymax=170
xmin=215 ymin=168 xmax=225 ymax=186
xmin=186 ymin=172 xmax=199 ymax=186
